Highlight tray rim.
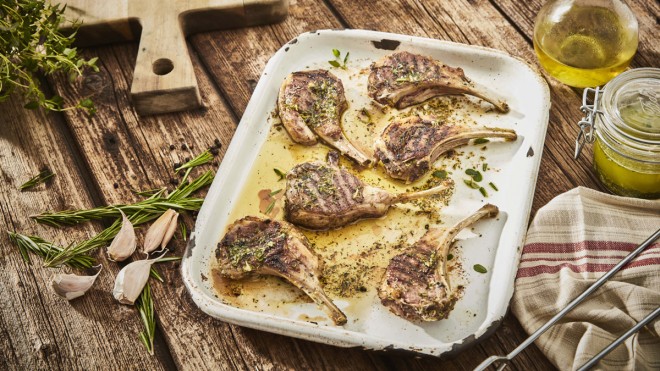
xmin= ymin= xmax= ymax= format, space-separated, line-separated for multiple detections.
xmin=181 ymin=28 xmax=551 ymax=356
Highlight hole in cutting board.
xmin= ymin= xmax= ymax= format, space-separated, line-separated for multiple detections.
xmin=153 ymin=58 xmax=174 ymax=75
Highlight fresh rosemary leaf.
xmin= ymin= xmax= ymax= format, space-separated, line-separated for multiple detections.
xmin=482 ymin=163 xmax=488 ymax=172
xmin=473 ymin=138 xmax=490 ymax=145
xmin=268 ymin=189 xmax=282 ymax=197
xmin=479 ymin=187 xmax=488 ymax=197
xmin=273 ymin=168 xmax=286 ymax=181
xmin=489 ymin=182 xmax=499 ymax=191
xmin=179 ymin=221 xmax=187 ymax=241
xmin=19 ymin=169 xmax=55 ymax=190
xmin=7 ymin=231 xmax=95 ymax=269
xmin=265 ymin=200 xmax=276 ymax=215
xmin=149 ymin=267 xmax=164 ymax=283
xmin=136 ymin=283 xmax=156 ymax=355
xmin=343 ymin=51 xmax=350 ymax=65
xmin=175 ymin=149 xmax=213 ymax=173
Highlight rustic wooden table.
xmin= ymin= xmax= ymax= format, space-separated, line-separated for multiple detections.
xmin=1 ymin=0 xmax=657 ymax=369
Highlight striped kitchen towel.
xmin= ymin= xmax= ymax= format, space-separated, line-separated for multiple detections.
xmin=511 ymin=187 xmax=660 ymax=371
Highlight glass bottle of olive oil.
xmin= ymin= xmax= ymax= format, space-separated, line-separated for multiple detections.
xmin=534 ymin=0 xmax=638 ymax=88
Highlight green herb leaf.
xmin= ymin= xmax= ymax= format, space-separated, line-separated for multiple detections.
xmin=332 ymin=48 xmax=341 ymax=58
xmin=474 ymin=264 xmax=488 ymax=274
xmin=264 ymin=200 xmax=276 ymax=215
xmin=328 ymin=60 xmax=341 ymax=68
xmin=432 ymin=170 xmax=447 ymax=179
xmin=343 ymin=51 xmax=350 ymax=65
xmin=273 ymin=168 xmax=286 ymax=181
xmin=269 ymin=189 xmax=282 ymax=197
xmin=0 ymin=0 xmax=99 ymax=113
xmin=482 ymin=163 xmax=488 ymax=172
xmin=489 ymin=182 xmax=499 ymax=191
xmin=474 ymin=138 xmax=490 ymax=145
xmin=479 ymin=187 xmax=488 ymax=197
xmin=465 ymin=168 xmax=483 ymax=182
xmin=19 ymin=169 xmax=55 ymax=190
xmin=447 ymin=253 xmax=454 ymax=261
xmin=136 ymin=283 xmax=156 ymax=355
xmin=463 ymin=178 xmax=480 ymax=189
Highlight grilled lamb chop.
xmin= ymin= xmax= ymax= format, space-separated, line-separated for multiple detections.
xmin=278 ymin=69 xmax=372 ymax=166
xmin=379 ymin=204 xmax=499 ymax=321
xmin=216 ymin=216 xmax=347 ymax=325
xmin=368 ymin=51 xmax=509 ymax=113
xmin=374 ymin=116 xmax=517 ymax=183
xmin=285 ymin=151 xmax=449 ymax=230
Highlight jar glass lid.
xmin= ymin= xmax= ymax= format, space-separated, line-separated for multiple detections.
xmin=603 ymin=68 xmax=660 ymax=143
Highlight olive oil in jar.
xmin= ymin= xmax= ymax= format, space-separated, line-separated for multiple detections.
xmin=534 ymin=1 xmax=638 ymax=88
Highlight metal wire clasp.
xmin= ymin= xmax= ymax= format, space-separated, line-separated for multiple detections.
xmin=574 ymin=87 xmax=603 ymax=159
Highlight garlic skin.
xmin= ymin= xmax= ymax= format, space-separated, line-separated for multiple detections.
xmin=107 ymin=209 xmax=136 ymax=262
xmin=113 ymin=251 xmax=167 ymax=305
xmin=51 ymin=265 xmax=102 ymax=300
xmin=143 ymin=209 xmax=179 ymax=253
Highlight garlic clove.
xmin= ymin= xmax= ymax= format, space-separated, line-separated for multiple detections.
xmin=107 ymin=209 xmax=136 ymax=262
xmin=113 ymin=251 xmax=167 ymax=305
xmin=51 ymin=265 xmax=102 ymax=300
xmin=143 ymin=209 xmax=177 ymax=253
xmin=161 ymin=211 xmax=179 ymax=249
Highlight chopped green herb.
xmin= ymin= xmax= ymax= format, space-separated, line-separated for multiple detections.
xmin=328 ymin=49 xmax=349 ymax=69
xmin=465 ymin=169 xmax=483 ymax=182
xmin=274 ymin=168 xmax=286 ymax=181
xmin=179 ymin=221 xmax=187 ymax=241
xmin=447 ymin=253 xmax=454 ymax=261
xmin=19 ymin=169 xmax=55 ymax=190
xmin=269 ymin=189 xmax=282 ymax=197
xmin=474 ymin=264 xmax=488 ymax=274
xmin=489 ymin=182 xmax=499 ymax=191
xmin=463 ymin=178 xmax=480 ymax=189
xmin=265 ymin=200 xmax=275 ymax=215
xmin=432 ymin=170 xmax=447 ymax=179
xmin=482 ymin=163 xmax=488 ymax=172
xmin=474 ymin=138 xmax=490 ymax=145
xmin=479 ymin=187 xmax=488 ymax=197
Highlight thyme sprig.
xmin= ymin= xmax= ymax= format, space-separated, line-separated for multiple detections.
xmin=136 ymin=283 xmax=156 ymax=355
xmin=0 ymin=0 xmax=99 ymax=114
xmin=19 ymin=168 xmax=55 ymax=190
xmin=328 ymin=48 xmax=349 ymax=69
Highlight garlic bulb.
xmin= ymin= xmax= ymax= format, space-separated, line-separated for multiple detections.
xmin=51 ymin=265 xmax=102 ymax=300
xmin=113 ymin=251 xmax=167 ymax=305
xmin=143 ymin=209 xmax=179 ymax=253
xmin=107 ymin=209 xmax=136 ymax=261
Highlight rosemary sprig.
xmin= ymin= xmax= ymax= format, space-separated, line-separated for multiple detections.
xmin=7 ymin=231 xmax=95 ymax=269
xmin=136 ymin=283 xmax=156 ymax=355
xmin=150 ymin=256 xmax=182 ymax=282
xmin=176 ymin=149 xmax=213 ymax=184
xmin=27 ymin=171 xmax=213 ymax=267
xmin=19 ymin=169 xmax=55 ymax=190
xmin=32 ymin=170 xmax=213 ymax=227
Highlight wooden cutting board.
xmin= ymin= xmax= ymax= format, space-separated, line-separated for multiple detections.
xmin=62 ymin=0 xmax=289 ymax=115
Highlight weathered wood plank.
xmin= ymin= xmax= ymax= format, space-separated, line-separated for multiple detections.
xmin=0 ymin=96 xmax=164 ymax=370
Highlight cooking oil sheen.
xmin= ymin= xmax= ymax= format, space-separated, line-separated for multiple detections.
xmin=534 ymin=5 xmax=637 ymax=87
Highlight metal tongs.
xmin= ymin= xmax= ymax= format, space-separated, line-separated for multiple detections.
xmin=475 ymin=228 xmax=660 ymax=371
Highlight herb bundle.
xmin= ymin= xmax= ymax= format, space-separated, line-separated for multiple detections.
xmin=0 ymin=0 xmax=98 ymax=113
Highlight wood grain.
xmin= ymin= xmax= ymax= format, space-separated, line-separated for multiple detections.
xmin=0 ymin=95 xmax=165 ymax=370
xmin=1 ymin=0 xmax=656 ymax=369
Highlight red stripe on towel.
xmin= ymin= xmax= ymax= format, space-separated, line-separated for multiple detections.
xmin=516 ymin=257 xmax=660 ymax=278
xmin=521 ymin=241 xmax=653 ymax=255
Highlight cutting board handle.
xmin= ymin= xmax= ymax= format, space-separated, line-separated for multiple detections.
xmin=130 ymin=13 xmax=201 ymax=115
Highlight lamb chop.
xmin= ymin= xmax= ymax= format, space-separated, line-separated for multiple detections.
xmin=278 ymin=69 xmax=372 ymax=166
xmin=284 ymin=151 xmax=449 ymax=230
xmin=374 ymin=116 xmax=517 ymax=183
xmin=368 ymin=51 xmax=509 ymax=113
xmin=379 ymin=204 xmax=499 ymax=321
xmin=216 ymin=216 xmax=347 ymax=325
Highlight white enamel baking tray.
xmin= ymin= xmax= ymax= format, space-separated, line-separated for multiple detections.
xmin=182 ymin=29 xmax=550 ymax=356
